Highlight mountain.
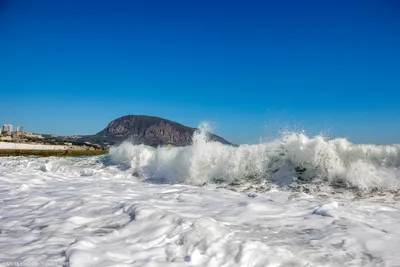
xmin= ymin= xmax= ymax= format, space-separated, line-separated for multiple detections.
xmin=79 ymin=115 xmax=231 ymax=147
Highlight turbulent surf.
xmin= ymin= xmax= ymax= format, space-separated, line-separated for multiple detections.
xmin=1 ymin=125 xmax=400 ymax=266
xmin=108 ymin=124 xmax=400 ymax=195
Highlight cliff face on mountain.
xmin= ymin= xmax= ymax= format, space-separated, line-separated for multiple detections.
xmin=92 ymin=115 xmax=231 ymax=147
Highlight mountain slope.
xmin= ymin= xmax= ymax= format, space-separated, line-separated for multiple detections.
xmin=90 ymin=115 xmax=231 ymax=147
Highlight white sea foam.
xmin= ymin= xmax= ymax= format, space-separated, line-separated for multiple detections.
xmin=109 ymin=124 xmax=400 ymax=194
xmin=1 ymin=157 xmax=400 ymax=267
xmin=1 ymin=126 xmax=400 ymax=266
xmin=1 ymin=125 xmax=399 ymax=194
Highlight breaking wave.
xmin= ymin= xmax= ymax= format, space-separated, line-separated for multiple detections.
xmin=1 ymin=123 xmax=400 ymax=195
xmin=109 ymin=123 xmax=400 ymax=194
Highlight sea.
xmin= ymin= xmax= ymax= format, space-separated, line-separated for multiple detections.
xmin=1 ymin=125 xmax=400 ymax=267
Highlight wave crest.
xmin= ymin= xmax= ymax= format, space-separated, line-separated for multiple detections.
xmin=109 ymin=127 xmax=400 ymax=193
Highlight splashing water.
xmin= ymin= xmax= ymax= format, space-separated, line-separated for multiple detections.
xmin=1 ymin=124 xmax=400 ymax=195
xmin=2 ymin=124 xmax=400 ymax=266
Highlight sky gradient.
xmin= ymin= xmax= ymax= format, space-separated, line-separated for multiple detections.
xmin=1 ymin=0 xmax=400 ymax=144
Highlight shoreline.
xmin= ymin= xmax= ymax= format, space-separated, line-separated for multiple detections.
xmin=0 ymin=149 xmax=108 ymax=157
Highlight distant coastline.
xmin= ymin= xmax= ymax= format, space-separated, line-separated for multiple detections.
xmin=0 ymin=131 xmax=108 ymax=157
xmin=0 ymin=128 xmax=109 ymax=152
xmin=0 ymin=148 xmax=108 ymax=157
xmin=0 ymin=115 xmax=231 ymax=157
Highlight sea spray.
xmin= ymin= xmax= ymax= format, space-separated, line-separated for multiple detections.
xmin=109 ymin=125 xmax=400 ymax=193
xmin=1 ymin=124 xmax=400 ymax=194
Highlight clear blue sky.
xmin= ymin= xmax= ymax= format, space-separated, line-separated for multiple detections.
xmin=1 ymin=0 xmax=400 ymax=144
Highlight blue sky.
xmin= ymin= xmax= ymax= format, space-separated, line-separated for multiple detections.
xmin=1 ymin=0 xmax=400 ymax=144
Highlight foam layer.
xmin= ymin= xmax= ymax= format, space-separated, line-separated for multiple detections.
xmin=109 ymin=126 xmax=400 ymax=193
xmin=1 ymin=125 xmax=399 ymax=195
xmin=1 ymin=161 xmax=400 ymax=267
xmin=1 ymin=126 xmax=400 ymax=266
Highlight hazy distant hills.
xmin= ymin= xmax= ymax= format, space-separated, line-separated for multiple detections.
xmin=75 ymin=115 xmax=231 ymax=147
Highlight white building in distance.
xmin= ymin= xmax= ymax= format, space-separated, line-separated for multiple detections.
xmin=2 ymin=124 xmax=13 ymax=133
xmin=16 ymin=126 xmax=24 ymax=132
